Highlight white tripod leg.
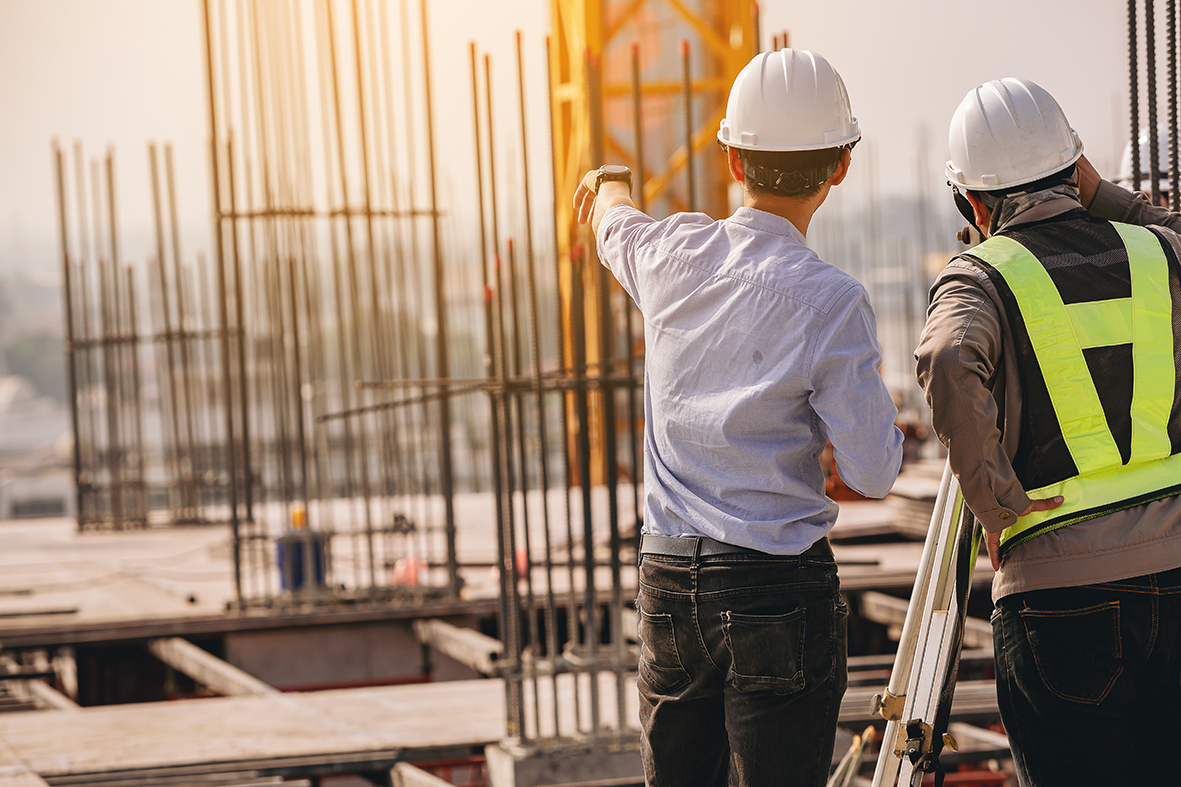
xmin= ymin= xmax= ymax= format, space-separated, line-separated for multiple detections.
xmin=870 ymin=461 xmax=979 ymax=787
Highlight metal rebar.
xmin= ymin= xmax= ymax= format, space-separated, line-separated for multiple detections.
xmin=517 ymin=29 xmax=563 ymax=740
xmin=752 ymin=3 xmax=761 ymax=54
xmin=418 ymin=0 xmax=460 ymax=598
xmin=1131 ymin=0 xmax=1142 ymax=194
xmin=545 ymin=33 xmax=584 ymax=733
xmin=626 ymin=41 xmax=645 ymax=556
xmin=53 ymin=143 xmax=85 ymax=530
xmin=483 ymin=50 xmax=526 ymax=743
xmin=1170 ymin=0 xmax=1179 ymax=211
xmin=149 ymin=145 xmax=185 ymax=519
xmin=103 ymin=150 xmax=130 ymax=528
xmin=72 ymin=142 xmax=100 ymax=525
xmin=470 ymin=41 xmax=514 ymax=707
xmin=586 ymin=46 xmax=627 ymax=738
xmin=162 ymin=151 xmax=204 ymax=519
xmin=125 ymin=266 xmax=148 ymax=523
xmin=325 ymin=0 xmax=380 ymax=589
xmin=507 ymin=236 xmax=544 ymax=739
xmin=351 ymin=0 xmax=399 ymax=576
xmin=201 ymin=0 xmax=242 ymax=601
xmin=681 ymin=38 xmax=695 ymax=212
xmin=1147 ymin=0 xmax=1162 ymax=204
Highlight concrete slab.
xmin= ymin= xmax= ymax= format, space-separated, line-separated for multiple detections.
xmin=485 ymin=741 xmax=642 ymax=787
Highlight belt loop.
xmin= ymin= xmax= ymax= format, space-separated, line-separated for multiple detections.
xmin=692 ymin=536 xmax=702 ymax=563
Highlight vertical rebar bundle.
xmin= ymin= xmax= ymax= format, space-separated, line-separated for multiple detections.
xmin=1127 ymin=0 xmax=1181 ymax=207
xmin=52 ymin=0 xmax=759 ymax=754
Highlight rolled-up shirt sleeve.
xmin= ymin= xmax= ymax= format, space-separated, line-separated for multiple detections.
xmin=809 ymin=284 xmax=904 ymax=499
xmin=915 ymin=262 xmax=1030 ymax=532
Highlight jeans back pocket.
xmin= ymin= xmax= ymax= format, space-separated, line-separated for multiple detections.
xmin=721 ymin=608 xmax=806 ymax=694
xmin=637 ymin=609 xmax=691 ymax=694
xmin=1019 ymin=600 xmax=1122 ymax=705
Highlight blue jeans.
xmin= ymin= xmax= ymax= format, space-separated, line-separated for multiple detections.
xmin=635 ymin=539 xmax=847 ymax=787
xmin=992 ymin=566 xmax=1181 ymax=786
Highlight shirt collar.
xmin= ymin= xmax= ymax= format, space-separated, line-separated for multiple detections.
xmin=727 ymin=206 xmax=809 ymax=247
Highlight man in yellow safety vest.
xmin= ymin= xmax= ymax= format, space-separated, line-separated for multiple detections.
xmin=917 ymin=77 xmax=1181 ymax=785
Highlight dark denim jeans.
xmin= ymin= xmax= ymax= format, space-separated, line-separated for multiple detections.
xmin=635 ymin=541 xmax=847 ymax=787
xmin=992 ymin=566 xmax=1181 ymax=786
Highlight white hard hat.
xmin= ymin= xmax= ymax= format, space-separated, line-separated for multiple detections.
xmin=717 ymin=49 xmax=860 ymax=152
xmin=946 ymin=77 xmax=1083 ymax=191
xmin=1117 ymin=123 xmax=1172 ymax=192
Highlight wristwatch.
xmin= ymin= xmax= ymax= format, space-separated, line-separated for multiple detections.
xmin=594 ymin=164 xmax=632 ymax=194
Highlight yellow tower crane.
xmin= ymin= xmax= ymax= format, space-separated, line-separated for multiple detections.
xmin=549 ymin=0 xmax=758 ymax=484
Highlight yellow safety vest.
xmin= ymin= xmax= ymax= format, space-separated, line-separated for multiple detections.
xmin=968 ymin=223 xmax=1181 ymax=555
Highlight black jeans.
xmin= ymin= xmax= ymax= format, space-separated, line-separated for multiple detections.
xmin=635 ymin=540 xmax=847 ymax=787
xmin=992 ymin=566 xmax=1181 ymax=786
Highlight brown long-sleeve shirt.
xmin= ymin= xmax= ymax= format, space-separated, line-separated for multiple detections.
xmin=916 ymin=180 xmax=1181 ymax=600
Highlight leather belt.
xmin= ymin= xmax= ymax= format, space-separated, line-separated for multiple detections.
xmin=639 ymin=533 xmax=833 ymax=559
xmin=640 ymin=533 xmax=753 ymax=557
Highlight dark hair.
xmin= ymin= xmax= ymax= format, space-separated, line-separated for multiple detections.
xmin=737 ymin=146 xmax=846 ymax=199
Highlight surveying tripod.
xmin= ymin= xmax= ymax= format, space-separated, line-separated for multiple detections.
xmin=869 ymin=461 xmax=984 ymax=787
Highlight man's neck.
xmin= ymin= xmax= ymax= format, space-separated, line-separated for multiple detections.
xmin=743 ymin=187 xmax=828 ymax=238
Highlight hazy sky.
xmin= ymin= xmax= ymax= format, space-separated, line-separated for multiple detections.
xmin=0 ymin=0 xmax=1154 ymax=281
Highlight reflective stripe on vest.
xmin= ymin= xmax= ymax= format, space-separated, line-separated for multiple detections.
xmin=967 ymin=226 xmax=1181 ymax=552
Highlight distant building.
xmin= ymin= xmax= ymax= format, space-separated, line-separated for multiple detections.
xmin=0 ymin=374 xmax=72 ymax=518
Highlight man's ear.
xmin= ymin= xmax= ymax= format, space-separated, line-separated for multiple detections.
xmin=964 ymin=190 xmax=992 ymax=229
xmin=828 ymin=148 xmax=851 ymax=187
xmin=727 ymin=146 xmax=745 ymax=183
